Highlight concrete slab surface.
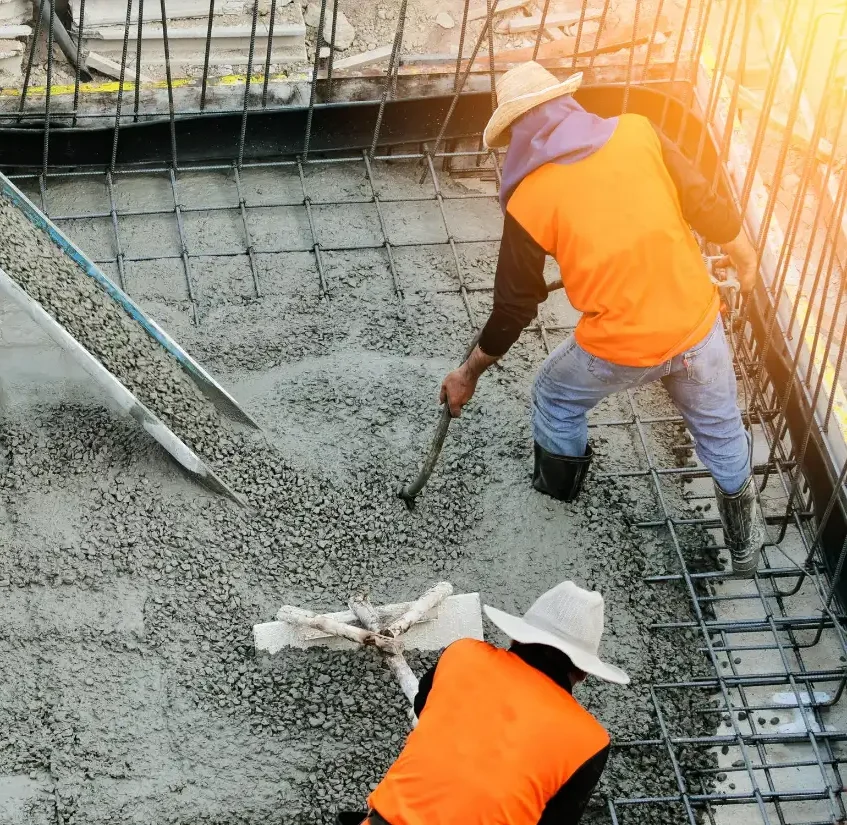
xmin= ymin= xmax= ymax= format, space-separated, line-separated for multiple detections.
xmin=0 ymin=156 xmax=842 ymax=825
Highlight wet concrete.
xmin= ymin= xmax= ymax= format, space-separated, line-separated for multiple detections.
xmin=0 ymin=161 xmax=721 ymax=824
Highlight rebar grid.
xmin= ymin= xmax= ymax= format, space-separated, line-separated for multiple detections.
xmin=3 ymin=0 xmax=847 ymax=821
xmin=7 ymin=139 xmax=845 ymax=823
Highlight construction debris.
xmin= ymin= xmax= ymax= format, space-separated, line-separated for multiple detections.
xmin=467 ymin=0 xmax=530 ymax=22
xmin=70 ymin=0 xmax=254 ymax=27
xmin=0 ymin=35 xmax=22 ymax=74
xmin=71 ymin=0 xmax=307 ymax=72
xmin=324 ymin=8 xmax=356 ymax=50
xmin=0 ymin=0 xmax=694 ymax=116
xmin=435 ymin=11 xmax=455 ymax=29
xmin=85 ymin=50 xmax=153 ymax=82
xmin=0 ymin=0 xmax=28 ymax=25
xmin=305 ymin=2 xmax=356 ymax=50
xmin=478 ymin=14 xmax=669 ymax=66
xmin=505 ymin=8 xmax=602 ymax=33
xmin=0 ymin=22 xmax=28 ymax=79
xmin=331 ymin=44 xmax=393 ymax=69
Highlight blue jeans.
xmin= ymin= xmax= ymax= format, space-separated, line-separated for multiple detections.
xmin=531 ymin=317 xmax=751 ymax=494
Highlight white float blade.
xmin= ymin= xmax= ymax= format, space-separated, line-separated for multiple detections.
xmin=254 ymin=592 xmax=483 ymax=654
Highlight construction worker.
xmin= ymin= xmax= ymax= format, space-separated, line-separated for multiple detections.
xmin=339 ymin=580 xmax=628 ymax=825
xmin=439 ymin=62 xmax=765 ymax=576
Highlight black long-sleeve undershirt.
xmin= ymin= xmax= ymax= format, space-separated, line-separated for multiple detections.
xmin=477 ymin=211 xmax=549 ymax=359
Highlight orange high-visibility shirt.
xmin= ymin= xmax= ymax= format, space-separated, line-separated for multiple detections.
xmin=482 ymin=114 xmax=722 ymax=366
xmin=368 ymin=639 xmax=610 ymax=825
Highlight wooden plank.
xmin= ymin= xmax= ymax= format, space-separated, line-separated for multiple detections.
xmin=507 ymin=9 xmax=601 ymax=33
xmin=467 ymin=0 xmax=530 ymax=22
xmin=731 ymin=82 xmax=835 ymax=164
xmin=333 ymin=44 xmax=393 ymax=70
xmin=545 ymin=26 xmax=567 ymax=41
xmin=473 ymin=14 xmax=667 ymax=66
xmin=86 ymin=51 xmax=153 ymax=83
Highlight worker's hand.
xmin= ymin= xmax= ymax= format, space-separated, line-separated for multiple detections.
xmin=719 ymin=231 xmax=758 ymax=295
xmin=440 ymin=365 xmax=478 ymax=418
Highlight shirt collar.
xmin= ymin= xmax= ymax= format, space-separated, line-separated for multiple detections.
xmin=510 ymin=642 xmax=574 ymax=694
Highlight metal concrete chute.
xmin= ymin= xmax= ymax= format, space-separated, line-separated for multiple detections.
xmin=0 ymin=263 xmax=245 ymax=504
xmin=254 ymin=583 xmax=484 ymax=723
xmin=0 ymin=173 xmax=261 ymax=431
xmin=0 ymin=171 xmax=254 ymax=504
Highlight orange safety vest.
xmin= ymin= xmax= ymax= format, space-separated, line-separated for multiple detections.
xmin=368 ymin=639 xmax=610 ymax=825
xmin=507 ymin=113 xmax=719 ymax=367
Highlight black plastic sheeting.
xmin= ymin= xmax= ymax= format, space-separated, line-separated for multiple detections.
xmin=0 ymin=83 xmax=842 ymax=601
xmin=0 ymin=93 xmax=493 ymax=168
xmin=0 ymin=84 xmax=722 ymax=175
xmin=746 ymin=291 xmax=847 ymax=605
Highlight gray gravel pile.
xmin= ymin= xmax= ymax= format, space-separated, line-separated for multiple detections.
xmin=0 ymin=403 xmax=719 ymax=825
xmin=0 ymin=197 xmax=476 ymax=537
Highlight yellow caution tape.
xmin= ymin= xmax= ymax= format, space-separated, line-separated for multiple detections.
xmin=0 ymin=71 xmax=308 ymax=97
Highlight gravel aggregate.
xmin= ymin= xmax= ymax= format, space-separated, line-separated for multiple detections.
xmin=0 ymin=169 xmax=723 ymax=825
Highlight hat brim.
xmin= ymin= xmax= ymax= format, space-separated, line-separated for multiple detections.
xmin=483 ymin=72 xmax=583 ymax=150
xmin=483 ymin=605 xmax=630 ymax=685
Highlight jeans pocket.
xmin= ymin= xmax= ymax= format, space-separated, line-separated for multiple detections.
xmin=586 ymin=354 xmax=649 ymax=386
xmin=537 ymin=335 xmax=579 ymax=381
xmin=683 ymin=322 xmax=729 ymax=386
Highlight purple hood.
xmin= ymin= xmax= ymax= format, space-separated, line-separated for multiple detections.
xmin=499 ymin=95 xmax=618 ymax=212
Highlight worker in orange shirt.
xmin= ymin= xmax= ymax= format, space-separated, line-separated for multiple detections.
xmin=440 ymin=62 xmax=764 ymax=577
xmin=340 ymin=580 xmax=629 ymax=825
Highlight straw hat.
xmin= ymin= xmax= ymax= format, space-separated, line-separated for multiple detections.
xmin=483 ymin=62 xmax=583 ymax=149
xmin=484 ymin=581 xmax=630 ymax=684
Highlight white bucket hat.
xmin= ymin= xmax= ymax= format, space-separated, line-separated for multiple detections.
xmin=484 ymin=581 xmax=630 ymax=685
xmin=483 ymin=61 xmax=583 ymax=149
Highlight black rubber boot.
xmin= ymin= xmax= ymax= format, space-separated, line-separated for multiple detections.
xmin=714 ymin=476 xmax=764 ymax=576
xmin=532 ymin=442 xmax=593 ymax=502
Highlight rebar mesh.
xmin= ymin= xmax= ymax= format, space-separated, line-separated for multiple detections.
xmin=0 ymin=0 xmax=846 ymax=822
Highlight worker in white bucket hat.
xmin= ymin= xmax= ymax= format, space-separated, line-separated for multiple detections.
xmin=340 ymin=580 xmax=627 ymax=825
xmin=440 ymin=60 xmax=764 ymax=576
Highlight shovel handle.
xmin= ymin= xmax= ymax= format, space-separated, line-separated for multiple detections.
xmin=398 ymin=330 xmax=482 ymax=505
xmin=398 ymin=404 xmax=453 ymax=503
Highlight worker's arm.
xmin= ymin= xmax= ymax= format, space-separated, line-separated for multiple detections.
xmin=413 ymin=663 xmax=437 ymax=717
xmin=440 ymin=212 xmax=547 ymax=417
xmin=651 ymin=124 xmax=758 ymax=294
xmin=537 ymin=744 xmax=609 ymax=825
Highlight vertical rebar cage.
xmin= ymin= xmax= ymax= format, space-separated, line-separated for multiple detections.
xmin=1 ymin=0 xmax=846 ymax=823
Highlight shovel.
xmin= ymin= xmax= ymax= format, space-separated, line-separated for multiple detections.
xmin=397 ymin=280 xmax=564 ymax=508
